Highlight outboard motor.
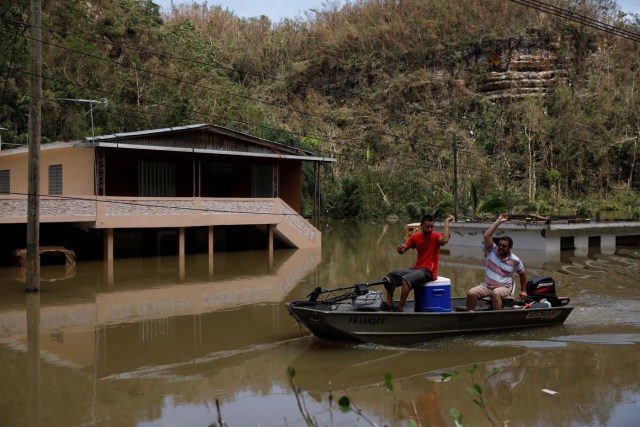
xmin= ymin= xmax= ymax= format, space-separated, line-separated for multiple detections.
xmin=525 ymin=276 xmax=570 ymax=307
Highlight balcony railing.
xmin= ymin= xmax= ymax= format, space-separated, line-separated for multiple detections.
xmin=0 ymin=195 xmax=319 ymax=246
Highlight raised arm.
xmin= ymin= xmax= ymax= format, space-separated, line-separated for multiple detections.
xmin=438 ymin=215 xmax=455 ymax=245
xmin=484 ymin=213 xmax=509 ymax=248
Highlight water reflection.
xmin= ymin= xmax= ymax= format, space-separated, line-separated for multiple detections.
xmin=1 ymin=220 xmax=639 ymax=426
xmin=0 ymin=248 xmax=320 ymax=427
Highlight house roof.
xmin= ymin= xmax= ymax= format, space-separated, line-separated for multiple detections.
xmin=77 ymin=123 xmax=336 ymax=163
xmin=0 ymin=124 xmax=336 ymax=163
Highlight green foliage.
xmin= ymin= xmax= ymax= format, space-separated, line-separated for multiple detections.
xmin=337 ymin=396 xmax=351 ymax=413
xmin=383 ymin=371 xmax=393 ymax=391
xmin=1 ymin=0 xmax=639 ymax=218
xmin=443 ymin=364 xmax=504 ymax=427
xmin=287 ymin=364 xmax=381 ymax=426
xmin=324 ymin=176 xmax=365 ymax=218
xmin=283 ymin=364 xmax=509 ymax=427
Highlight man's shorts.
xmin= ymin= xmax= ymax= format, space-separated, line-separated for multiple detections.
xmin=385 ymin=268 xmax=433 ymax=292
xmin=467 ymin=283 xmax=512 ymax=299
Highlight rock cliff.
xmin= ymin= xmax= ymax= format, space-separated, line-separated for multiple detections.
xmin=472 ymin=34 xmax=573 ymax=100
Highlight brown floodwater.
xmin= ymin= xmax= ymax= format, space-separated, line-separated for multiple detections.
xmin=0 ymin=220 xmax=639 ymax=426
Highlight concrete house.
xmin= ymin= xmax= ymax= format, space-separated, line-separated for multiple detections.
xmin=0 ymin=124 xmax=334 ymax=264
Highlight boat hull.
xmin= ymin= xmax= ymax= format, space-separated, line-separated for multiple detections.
xmin=287 ymin=297 xmax=574 ymax=346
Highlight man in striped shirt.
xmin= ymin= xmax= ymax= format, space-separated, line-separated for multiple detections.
xmin=466 ymin=213 xmax=528 ymax=311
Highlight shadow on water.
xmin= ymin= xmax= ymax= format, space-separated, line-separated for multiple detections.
xmin=0 ymin=220 xmax=639 ymax=426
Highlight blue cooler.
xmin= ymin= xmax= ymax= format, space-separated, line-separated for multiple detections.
xmin=414 ymin=276 xmax=451 ymax=312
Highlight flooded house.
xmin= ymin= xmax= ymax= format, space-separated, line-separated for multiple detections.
xmin=0 ymin=124 xmax=335 ymax=265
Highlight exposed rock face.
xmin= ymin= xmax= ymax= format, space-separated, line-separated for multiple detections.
xmin=473 ymin=35 xmax=570 ymax=100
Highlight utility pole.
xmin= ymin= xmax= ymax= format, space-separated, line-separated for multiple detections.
xmin=453 ymin=137 xmax=458 ymax=220
xmin=26 ymin=0 xmax=42 ymax=292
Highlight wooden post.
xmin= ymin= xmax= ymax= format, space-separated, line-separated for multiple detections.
xmin=26 ymin=0 xmax=42 ymax=292
xmin=26 ymin=293 xmax=42 ymax=427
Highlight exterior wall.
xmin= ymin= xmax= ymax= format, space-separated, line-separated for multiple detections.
xmin=280 ymin=160 xmax=301 ymax=213
xmin=0 ymin=195 xmax=321 ymax=249
xmin=103 ymin=149 xmax=195 ymax=197
xmin=94 ymin=197 xmax=320 ymax=248
xmin=102 ymin=149 xmax=303 ymax=208
xmin=442 ymin=220 xmax=640 ymax=261
xmin=0 ymin=145 xmax=94 ymax=196
xmin=0 ymin=137 xmax=323 ymax=252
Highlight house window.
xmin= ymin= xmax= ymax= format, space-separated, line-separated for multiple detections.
xmin=0 ymin=170 xmax=9 ymax=194
xmin=251 ymin=165 xmax=273 ymax=198
xmin=138 ymin=161 xmax=175 ymax=197
xmin=49 ymin=164 xmax=62 ymax=195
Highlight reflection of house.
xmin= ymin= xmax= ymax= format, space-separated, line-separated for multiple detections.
xmin=0 ymin=124 xmax=335 ymax=261
xmin=0 ymin=247 xmax=321 ymax=427
xmin=0 ymin=247 xmax=320 ymax=340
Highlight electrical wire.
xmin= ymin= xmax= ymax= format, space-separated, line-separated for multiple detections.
xmin=508 ymin=0 xmax=640 ymax=42
xmin=0 ymin=21 xmax=485 ymax=157
xmin=0 ymin=4 xmax=637 ymax=198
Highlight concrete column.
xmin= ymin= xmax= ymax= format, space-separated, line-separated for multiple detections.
xmin=573 ymin=235 xmax=589 ymax=250
xmin=208 ymin=226 xmax=214 ymax=281
xmin=573 ymin=235 xmax=589 ymax=257
xmin=103 ymin=228 xmax=114 ymax=262
xmin=178 ymin=227 xmax=185 ymax=282
xmin=601 ymin=234 xmax=616 ymax=254
xmin=543 ymin=235 xmax=562 ymax=255
xmin=268 ymin=224 xmax=274 ymax=271
xmin=105 ymin=258 xmax=113 ymax=290
xmin=103 ymin=228 xmax=114 ymax=288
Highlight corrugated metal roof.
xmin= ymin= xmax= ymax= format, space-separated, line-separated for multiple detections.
xmin=86 ymin=123 xmax=329 ymax=160
xmin=85 ymin=141 xmax=336 ymax=162
xmin=90 ymin=124 xmax=207 ymax=141
xmin=0 ymin=124 xmax=336 ymax=163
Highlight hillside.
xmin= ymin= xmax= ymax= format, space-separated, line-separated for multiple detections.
xmin=1 ymin=0 xmax=639 ymax=218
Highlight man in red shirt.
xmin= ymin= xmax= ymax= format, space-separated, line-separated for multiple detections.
xmin=383 ymin=214 xmax=455 ymax=311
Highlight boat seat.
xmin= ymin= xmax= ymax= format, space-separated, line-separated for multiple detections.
xmin=453 ymin=295 xmax=515 ymax=312
xmin=482 ymin=295 xmax=515 ymax=307
xmin=479 ymin=283 xmax=517 ymax=310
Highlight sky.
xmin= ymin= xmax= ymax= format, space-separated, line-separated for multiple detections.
xmin=153 ymin=0 xmax=640 ymax=21
xmin=155 ymin=0 xmax=346 ymax=22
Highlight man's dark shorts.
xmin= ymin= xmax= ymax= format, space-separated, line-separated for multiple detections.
xmin=385 ymin=268 xmax=433 ymax=293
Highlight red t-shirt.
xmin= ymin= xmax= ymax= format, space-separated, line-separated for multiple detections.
xmin=405 ymin=231 xmax=443 ymax=279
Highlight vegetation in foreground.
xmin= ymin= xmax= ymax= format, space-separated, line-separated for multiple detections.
xmin=207 ymin=365 xmax=507 ymax=427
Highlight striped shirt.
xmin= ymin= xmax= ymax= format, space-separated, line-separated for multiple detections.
xmin=483 ymin=243 xmax=525 ymax=292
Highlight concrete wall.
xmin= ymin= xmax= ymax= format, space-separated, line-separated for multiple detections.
xmin=0 ymin=144 xmax=94 ymax=196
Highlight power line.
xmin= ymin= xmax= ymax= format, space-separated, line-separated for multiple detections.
xmin=0 ymin=58 xmax=486 ymax=166
xmin=10 ymin=81 xmax=633 ymax=187
xmin=1 ymin=5 xmax=636 ymax=193
xmin=5 ymin=191 xmax=317 ymax=216
xmin=0 ymin=74 xmax=486 ymax=169
xmin=508 ymin=0 xmax=640 ymax=42
xmin=0 ymin=15 xmax=370 ymax=102
xmin=0 ymin=17 xmax=487 ymax=155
